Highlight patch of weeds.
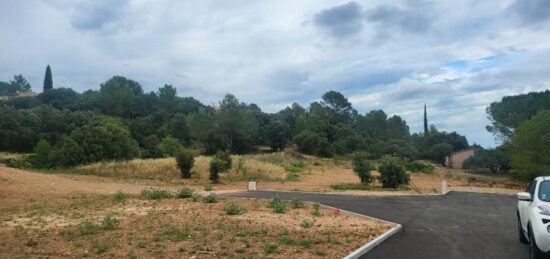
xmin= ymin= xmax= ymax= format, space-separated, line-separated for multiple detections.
xmin=290 ymin=198 xmax=304 ymax=209
xmin=136 ymin=239 xmax=147 ymax=248
xmin=112 ymin=191 xmax=127 ymax=202
xmin=300 ymin=220 xmax=312 ymax=228
xmin=203 ymin=193 xmax=218 ymax=203
xmin=264 ymin=243 xmax=278 ymax=254
xmin=330 ymin=183 xmax=371 ymax=190
xmin=140 ymin=188 xmax=172 ymax=200
xmin=311 ymin=203 xmax=321 ymax=217
xmin=298 ymin=240 xmax=312 ymax=248
xmin=235 ymin=247 xmax=246 ymax=254
xmin=315 ymin=250 xmax=327 ymax=256
xmin=268 ymin=196 xmax=286 ymax=213
xmin=100 ymin=214 xmax=120 ymax=230
xmin=224 ymin=203 xmax=247 ymax=215
xmin=191 ymin=192 xmax=202 ymax=202
xmin=153 ymin=225 xmax=189 ymax=242
xmin=177 ymin=188 xmax=194 ymax=198
xmin=204 ymin=184 xmax=213 ymax=192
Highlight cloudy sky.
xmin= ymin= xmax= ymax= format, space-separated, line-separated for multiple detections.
xmin=1 ymin=0 xmax=550 ymax=147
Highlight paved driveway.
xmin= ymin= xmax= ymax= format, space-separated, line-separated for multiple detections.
xmin=227 ymin=191 xmax=532 ymax=259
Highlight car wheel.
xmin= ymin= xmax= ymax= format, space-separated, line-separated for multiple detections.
xmin=529 ymin=225 xmax=545 ymax=259
xmin=519 ymin=214 xmax=528 ymax=244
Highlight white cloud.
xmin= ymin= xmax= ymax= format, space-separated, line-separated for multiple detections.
xmin=1 ymin=0 xmax=550 ymax=147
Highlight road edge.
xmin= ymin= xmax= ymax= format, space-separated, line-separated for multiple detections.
xmin=224 ymin=191 xmax=403 ymax=258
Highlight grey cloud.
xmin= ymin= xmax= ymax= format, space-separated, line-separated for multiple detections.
xmin=509 ymin=0 xmax=550 ymax=24
xmin=313 ymin=1 xmax=364 ymax=37
xmin=71 ymin=0 xmax=129 ymax=30
xmin=365 ymin=4 xmax=431 ymax=33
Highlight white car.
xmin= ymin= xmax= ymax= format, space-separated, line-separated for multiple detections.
xmin=518 ymin=177 xmax=550 ymax=259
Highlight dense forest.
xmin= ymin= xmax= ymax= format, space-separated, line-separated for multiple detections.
xmin=0 ymin=69 xmax=470 ymax=168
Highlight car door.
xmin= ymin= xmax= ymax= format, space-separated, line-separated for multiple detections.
xmin=520 ymin=180 xmax=536 ymax=230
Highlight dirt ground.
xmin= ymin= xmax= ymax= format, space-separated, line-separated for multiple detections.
xmin=0 ymin=165 xmax=392 ymax=258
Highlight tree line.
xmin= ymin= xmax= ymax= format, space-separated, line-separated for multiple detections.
xmin=0 ymin=70 xmax=471 ymax=168
xmin=464 ymin=90 xmax=550 ymax=181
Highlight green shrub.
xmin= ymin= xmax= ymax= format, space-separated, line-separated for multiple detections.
xmin=351 ymin=152 xmax=373 ymax=184
xmin=214 ymin=151 xmax=232 ymax=171
xmin=268 ymin=197 xmax=286 ymax=213
xmin=176 ymin=188 xmax=193 ymax=198
xmin=140 ymin=188 xmax=172 ymax=199
xmin=404 ymin=161 xmax=435 ymax=173
xmin=379 ymin=156 xmax=409 ymax=188
xmin=300 ymin=220 xmax=312 ymax=228
xmin=224 ymin=203 xmax=247 ymax=215
xmin=112 ymin=191 xmax=127 ymax=202
xmin=209 ymin=158 xmax=226 ymax=183
xmin=204 ymin=184 xmax=213 ymax=191
xmin=203 ymin=193 xmax=218 ymax=203
xmin=157 ymin=136 xmax=183 ymax=158
xmin=99 ymin=214 xmax=119 ymax=230
xmin=290 ymin=198 xmax=304 ymax=209
xmin=175 ymin=149 xmax=194 ymax=178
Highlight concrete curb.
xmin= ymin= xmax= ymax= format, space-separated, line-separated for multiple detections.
xmin=255 ymin=188 xmax=448 ymax=197
xmin=224 ymin=191 xmax=403 ymax=258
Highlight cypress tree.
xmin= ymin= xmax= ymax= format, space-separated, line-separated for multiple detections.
xmin=43 ymin=65 xmax=53 ymax=91
xmin=423 ymin=104 xmax=428 ymax=135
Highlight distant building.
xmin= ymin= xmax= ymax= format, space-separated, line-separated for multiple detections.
xmin=445 ymin=148 xmax=475 ymax=169
xmin=0 ymin=90 xmax=38 ymax=100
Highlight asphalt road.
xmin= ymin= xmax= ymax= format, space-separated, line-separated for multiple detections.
xmin=227 ymin=191 xmax=532 ymax=259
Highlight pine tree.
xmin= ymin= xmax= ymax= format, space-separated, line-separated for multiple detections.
xmin=423 ymin=104 xmax=428 ymax=135
xmin=43 ymin=65 xmax=53 ymax=91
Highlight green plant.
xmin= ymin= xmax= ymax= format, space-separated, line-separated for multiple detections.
xmin=214 ymin=151 xmax=232 ymax=171
xmin=209 ymin=158 xmax=227 ymax=183
xmin=204 ymin=184 xmax=213 ymax=191
xmin=94 ymin=243 xmax=109 ymax=254
xmin=290 ymin=198 xmax=304 ymax=209
xmin=203 ymin=193 xmax=218 ymax=203
xmin=268 ymin=197 xmax=286 ymax=213
xmin=175 ymin=149 xmax=194 ymax=178
xmin=379 ymin=156 xmax=409 ymax=188
xmin=404 ymin=161 xmax=435 ymax=173
xmin=352 ymin=151 xmax=374 ymax=184
xmin=112 ymin=191 xmax=126 ymax=202
xmin=177 ymin=188 xmax=193 ymax=198
xmin=99 ymin=214 xmax=119 ymax=230
xmin=264 ymin=243 xmax=278 ymax=254
xmin=224 ymin=203 xmax=247 ymax=215
xmin=140 ymin=188 xmax=172 ymax=199
xmin=300 ymin=220 xmax=312 ymax=228
xmin=311 ymin=202 xmax=321 ymax=217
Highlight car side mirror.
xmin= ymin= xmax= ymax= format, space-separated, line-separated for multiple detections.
xmin=518 ymin=192 xmax=532 ymax=201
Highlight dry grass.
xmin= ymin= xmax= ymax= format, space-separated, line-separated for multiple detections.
xmin=73 ymin=155 xmax=288 ymax=182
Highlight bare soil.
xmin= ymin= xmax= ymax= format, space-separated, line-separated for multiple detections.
xmin=0 ymin=165 xmax=391 ymax=258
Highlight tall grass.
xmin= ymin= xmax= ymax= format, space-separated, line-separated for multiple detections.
xmin=72 ymin=154 xmax=288 ymax=182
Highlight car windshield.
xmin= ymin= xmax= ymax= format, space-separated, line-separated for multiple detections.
xmin=539 ymin=181 xmax=550 ymax=202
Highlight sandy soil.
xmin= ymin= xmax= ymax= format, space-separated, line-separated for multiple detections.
xmin=0 ymin=165 xmax=391 ymax=258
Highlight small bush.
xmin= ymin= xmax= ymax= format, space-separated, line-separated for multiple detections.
xmin=99 ymin=214 xmax=119 ymax=230
xmin=175 ymin=149 xmax=194 ymax=178
xmin=214 ymin=151 xmax=232 ymax=171
xmin=290 ymin=198 xmax=304 ymax=209
xmin=300 ymin=220 xmax=312 ymax=228
xmin=209 ymin=158 xmax=228 ymax=183
xmin=352 ymin=152 xmax=374 ymax=184
xmin=224 ymin=203 xmax=247 ymax=215
xmin=268 ymin=197 xmax=286 ymax=213
xmin=112 ymin=191 xmax=127 ymax=202
xmin=176 ymin=188 xmax=193 ymax=198
xmin=141 ymin=188 xmax=172 ymax=199
xmin=379 ymin=156 xmax=409 ymax=188
xmin=203 ymin=193 xmax=218 ymax=203
xmin=404 ymin=161 xmax=435 ymax=173
xmin=204 ymin=184 xmax=213 ymax=191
